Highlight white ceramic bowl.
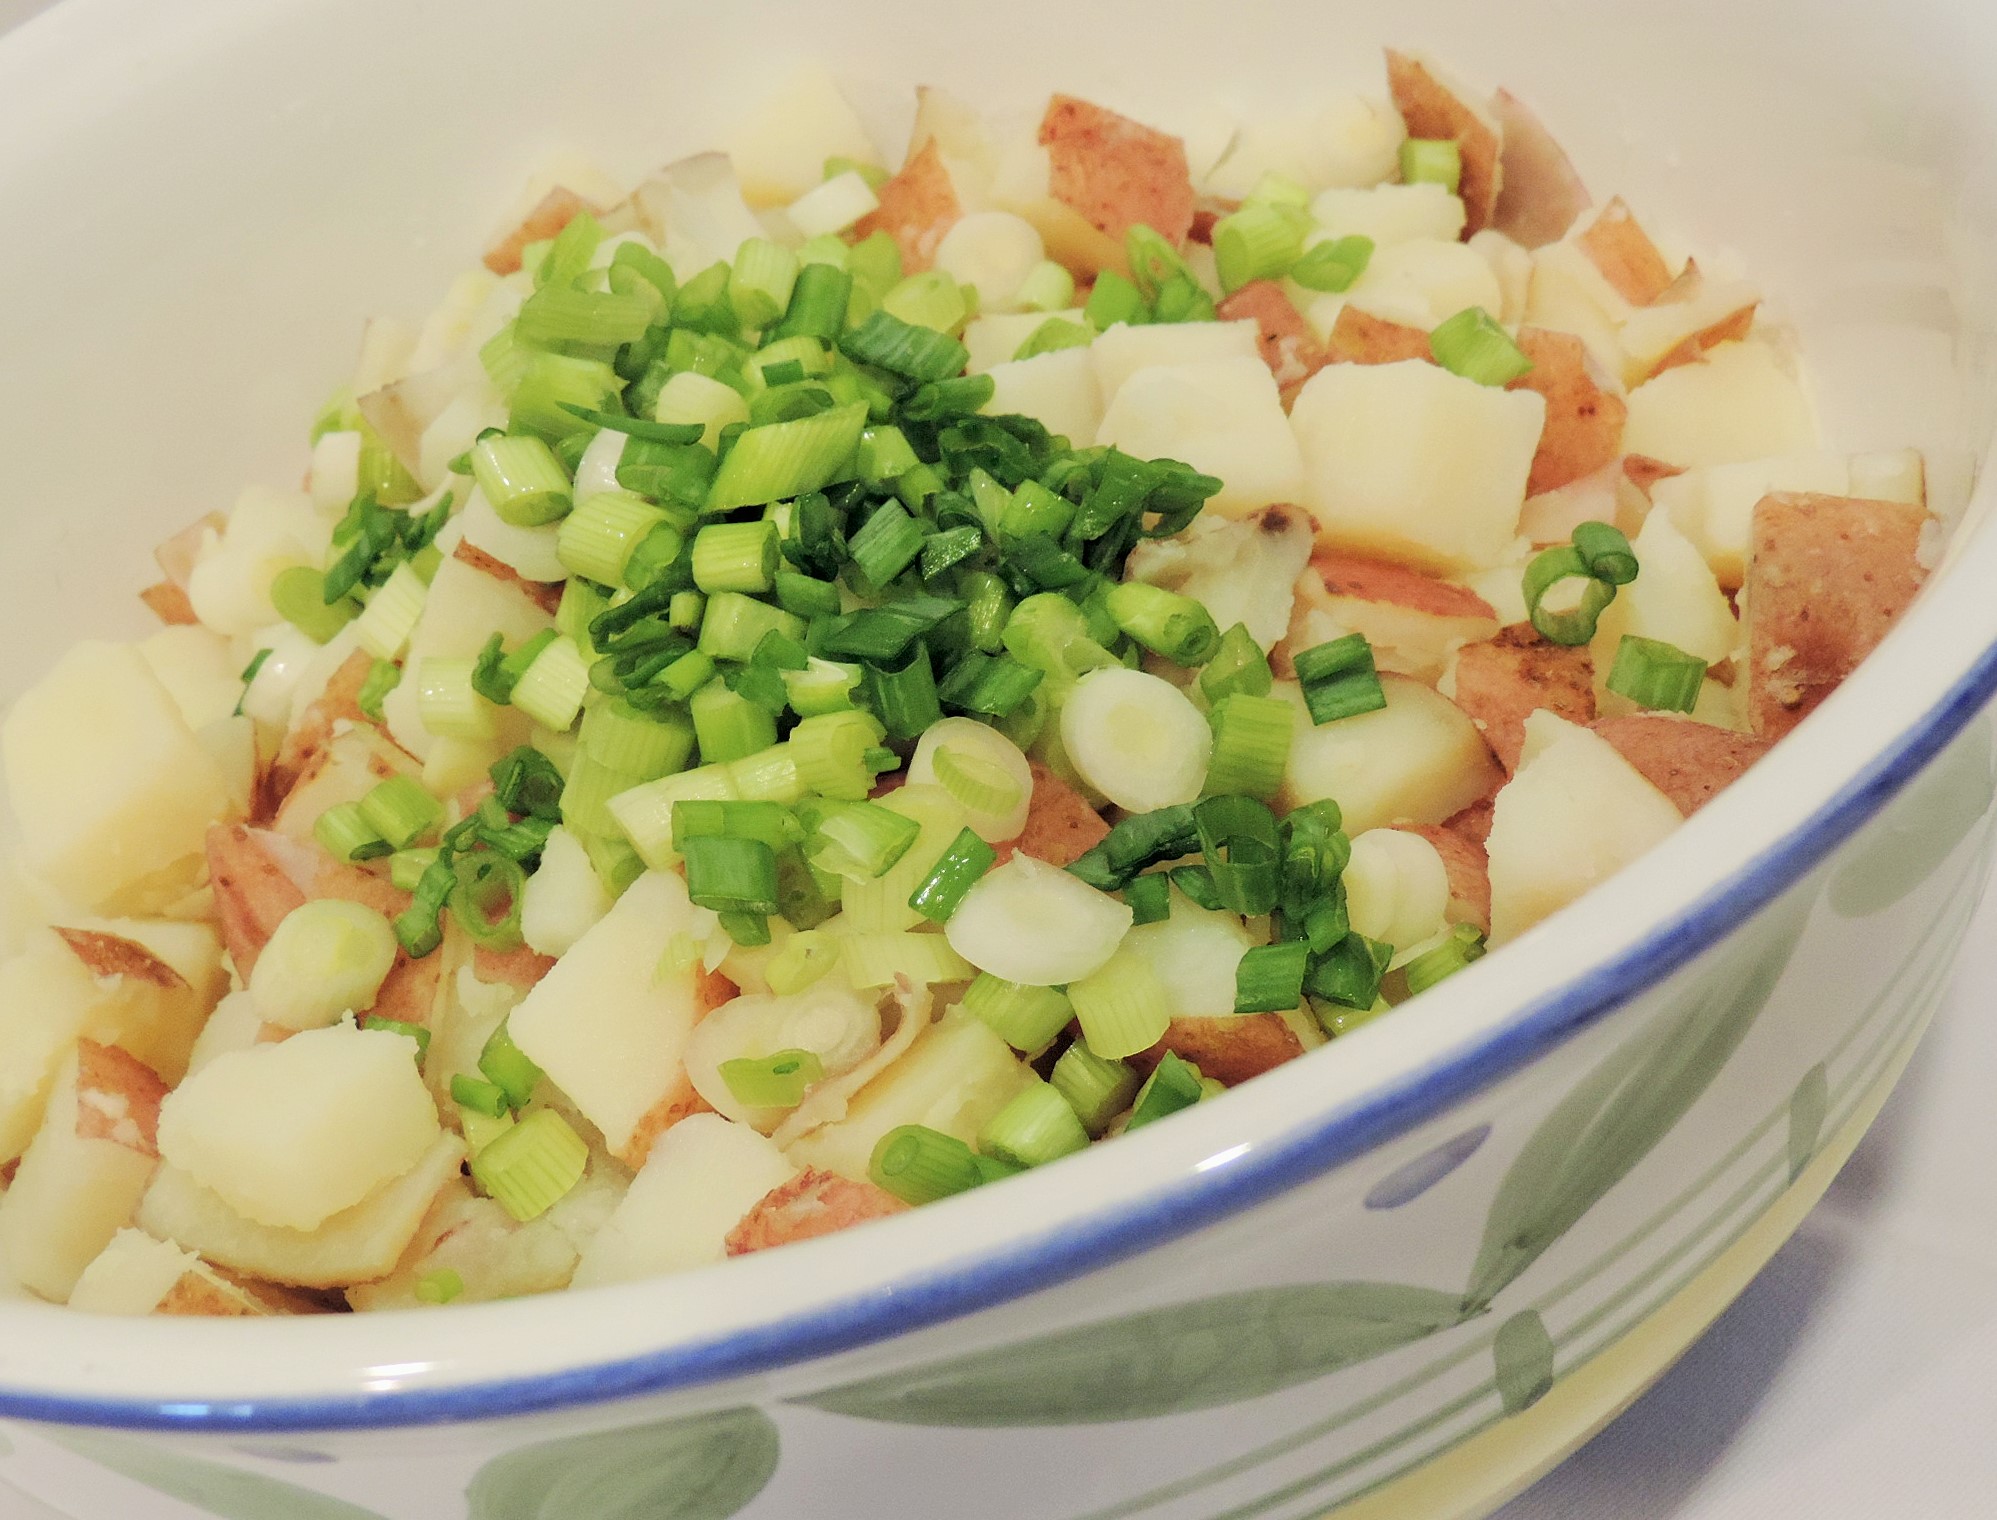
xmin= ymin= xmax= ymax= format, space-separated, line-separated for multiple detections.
xmin=2 ymin=1 xmax=1994 ymax=1516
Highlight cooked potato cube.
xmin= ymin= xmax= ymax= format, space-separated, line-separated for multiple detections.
xmin=1278 ymin=675 xmax=1501 ymax=833
xmin=981 ymin=347 xmax=1105 ymax=446
xmin=725 ymin=1168 xmax=908 ymax=1257
xmin=1091 ymin=320 xmax=1261 ymax=406
xmin=1444 ymin=624 xmax=1597 ymax=773
xmin=1383 ymin=50 xmax=1503 ymax=234
xmin=1650 ymin=452 xmax=1851 ymax=588
xmin=1400 ymin=823 xmax=1492 ymax=932
xmin=1297 ymin=552 xmax=1501 ymax=684
xmin=67 ymin=1228 xmax=274 ymax=1316
xmin=851 ymin=141 xmax=963 ymax=272
xmin=1346 ymin=237 xmax=1504 ymax=332
xmin=1039 ymin=93 xmax=1195 ymax=246
xmin=1589 ymin=508 xmax=1739 ymax=710
xmin=723 ymin=61 xmax=881 ymax=204
xmin=1573 ymin=198 xmax=1674 ymax=305
xmin=1137 ymin=1015 xmax=1304 ymax=1087
xmin=1489 ymin=88 xmax=1590 ymax=250
xmin=52 ymin=920 xmax=225 ymax=1086
xmin=1621 ymin=341 xmax=1818 ymax=470
xmin=1096 ymin=357 xmax=1304 ymax=518
xmin=1592 ymin=715 xmax=1771 ymax=814
xmin=1309 ymin=183 xmax=1466 ymax=247
xmin=1215 ymin=280 xmax=1332 ymax=398
xmin=1000 ymin=761 xmax=1110 ymax=868
xmin=1508 ymin=328 xmax=1627 ymax=496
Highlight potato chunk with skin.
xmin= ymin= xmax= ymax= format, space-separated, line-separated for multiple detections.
xmin=1096 ymin=357 xmax=1304 ymax=518
xmin=574 ymin=1115 xmax=798 ymax=1287
xmin=1297 ymin=552 xmax=1500 ymax=684
xmin=1744 ymin=493 xmax=1930 ymax=739
xmin=1090 ymin=320 xmax=1261 ymax=407
xmin=1321 ymin=305 xmax=1436 ymax=366
xmin=981 ymin=347 xmax=1105 ymax=446
xmin=1621 ymin=341 xmax=1818 ymax=471
xmin=723 ymin=61 xmax=880 ymax=204
xmin=1589 ymin=508 xmax=1739 ymax=710
xmin=506 ymin=870 xmax=706 ymax=1164
xmin=3 ymin=641 xmax=239 ymax=914
xmin=1593 ymin=715 xmax=1771 ymax=814
xmin=1216 ymin=281 xmax=1332 ymax=400
xmin=1486 ymin=712 xmax=1683 ymax=944
xmin=998 ymin=761 xmax=1108 ymax=868
xmin=1574 ymin=198 xmax=1674 ymax=305
xmin=1278 ymin=675 xmax=1501 ymax=834
xmin=1444 ymin=624 xmax=1597 ymax=773
xmin=1136 ymin=1015 xmax=1304 ymax=1087
xmin=1650 ymin=452 xmax=1854 ymax=589
xmin=1508 ymin=328 xmax=1627 ymax=496
xmin=156 ymin=1023 xmax=440 ymax=1232
xmin=1401 ymin=823 xmax=1492 ymax=932
xmin=0 ymin=1043 xmax=165 ymax=1302
xmin=726 ymin=1168 xmax=908 ymax=1258
xmin=1126 ymin=505 xmax=1316 ymax=655
xmin=1490 ymin=88 xmax=1590 ymax=249
xmin=68 ymin=1228 xmax=276 ymax=1317
xmin=1291 ymin=360 xmax=1546 ymax=574
xmin=52 ymin=919 xmax=225 ymax=1086
xmin=1040 ymin=93 xmax=1195 ymax=246
xmin=851 ymin=141 xmax=962 ymax=272
xmin=1384 ymin=50 xmax=1503 ymax=235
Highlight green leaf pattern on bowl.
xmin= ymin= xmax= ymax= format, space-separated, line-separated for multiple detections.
xmin=1492 ymin=1309 xmax=1556 ymax=1415
xmin=465 ymin=1406 xmax=778 ymax=1520
xmin=1786 ymin=1061 xmax=1830 ymax=1182
xmin=1829 ymin=719 xmax=1994 ymax=917
xmin=49 ymin=1431 xmax=387 ymax=1520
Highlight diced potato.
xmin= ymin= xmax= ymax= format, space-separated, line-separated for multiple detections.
xmin=268 ymin=646 xmax=374 ymax=808
xmin=0 ymin=934 xmax=131 ymax=1162
xmin=1039 ymin=93 xmax=1195 ymax=246
xmin=1346 ymin=238 xmax=1504 ymax=332
xmin=1090 ymin=320 xmax=1261 ymax=406
xmin=506 ymin=870 xmax=705 ymax=1164
xmin=1489 ymin=88 xmax=1591 ymax=249
xmin=408 ymin=267 xmax=505 ymax=373
xmin=1278 ymin=675 xmax=1501 ymax=833
xmin=1139 ymin=1014 xmax=1304 ymax=1087
xmin=1743 ymin=492 xmax=1930 ymax=739
xmin=963 ymin=309 xmax=1087 ymax=374
xmin=1573 ymin=198 xmax=1675 ymax=305
xmin=0 ymin=1043 xmax=164 ymax=1301
xmin=346 ymin=1177 xmax=597 ymax=1310
xmin=1124 ymin=889 xmax=1255 ymax=1019
xmin=139 ymin=626 xmax=242 ymax=733
xmin=1523 ymin=239 xmax=1630 ymax=382
xmin=136 ymin=1132 xmax=465 ymax=1289
xmin=1383 ymin=50 xmax=1503 ymax=234
xmin=1592 ymin=714 xmax=1770 ymax=814
xmin=1298 ymin=552 xmax=1501 ymax=684
xmin=723 ymin=61 xmax=881 ymax=204
xmin=382 ymin=552 xmax=553 ymax=760
xmin=1620 ymin=341 xmax=1819 ymax=471
xmin=183 ymin=989 xmax=264 ymax=1080
xmin=1401 ymin=823 xmax=1492 ymax=931
xmin=1201 ymin=95 xmax=1401 ymax=199
xmin=1509 ymin=328 xmax=1626 ymax=496
xmin=1126 ymin=505 xmax=1316 ymax=654
xmin=483 ymin=185 xmax=595 ymax=277
xmin=783 ymin=1008 xmax=1035 ymax=1182
xmin=1443 ymin=625 xmax=1596 ymax=772
xmin=67 ymin=1229 xmax=264 ymax=1316
xmin=1618 ymin=267 xmax=1761 ymax=382
xmin=1215 ymin=281 xmax=1332 ymax=398
xmin=1291 ymin=360 xmax=1546 ymax=574
xmin=725 ymin=1167 xmax=908 ymax=1257
xmin=1485 ymin=712 xmax=1683 ymax=943
xmin=1589 ymin=509 xmax=1739 ymax=709
xmin=3 ymin=641 xmax=239 ymax=914
xmin=1317 ymin=304 xmax=1436 ymax=364
xmin=184 ymin=488 xmax=330 ymax=639
xmin=1095 ymin=357 xmax=1304 ymax=518
xmin=1847 ymin=448 xmax=1926 ymax=506
xmin=156 ymin=1023 xmax=441 ymax=1232
xmin=1308 ymin=184 xmax=1467 ymax=247
xmin=850 ymin=141 xmax=963 ymax=273
xmin=981 ymin=347 xmax=1105 ymax=446
xmin=627 ymin=151 xmax=766 ymax=277
xmin=1470 ymin=229 xmax=1535 ymax=324
xmin=520 ymin=826 xmax=614 ymax=960
xmin=52 ymin=918 xmax=226 ymax=1085
xmin=1002 ymin=761 xmax=1110 ymax=868
xmin=573 ymin=1115 xmax=798 ymax=1287
xmin=272 ymin=724 xmax=421 ymax=846
xmin=1651 ymin=452 xmax=1852 ymax=588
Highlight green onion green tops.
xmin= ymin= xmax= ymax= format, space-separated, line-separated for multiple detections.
xmin=1523 ymin=520 xmax=1640 ymax=645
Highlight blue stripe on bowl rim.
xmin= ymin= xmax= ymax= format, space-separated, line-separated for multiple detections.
xmin=6 ymin=638 xmax=1994 ymax=1433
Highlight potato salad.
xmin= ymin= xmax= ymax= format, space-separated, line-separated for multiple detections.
xmin=0 ymin=50 xmax=1935 ymax=1314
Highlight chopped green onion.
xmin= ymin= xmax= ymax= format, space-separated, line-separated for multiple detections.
xmin=789 ymin=709 xmax=888 ymax=799
xmin=1293 ymin=633 xmax=1387 ymax=725
xmin=535 ymin=208 xmax=602 ymax=287
xmin=1085 ymin=270 xmax=1149 ymax=330
xmin=963 ymin=974 xmax=1074 ymax=1054
xmin=451 ymin=852 xmax=527 ymax=951
xmin=510 ymin=637 xmax=591 ymax=731
xmin=774 ymin=569 xmax=843 ymax=619
xmin=682 ymin=834 xmax=780 ymax=914
xmin=848 ymin=501 xmax=926 ymax=588
xmin=881 ymin=270 xmax=970 ymax=334
xmin=772 ymin=262 xmax=854 ymax=343
xmin=1014 ymin=259 xmax=1077 ymax=313
xmin=920 ymin=524 xmax=985 ymax=581
xmin=1290 ymin=235 xmax=1375 ymax=293
xmin=415 ymin=1268 xmax=464 ymax=1306
xmin=869 ymin=1124 xmax=983 ymax=1205
xmin=729 ymin=237 xmax=800 ymax=329
xmin=359 ymin=774 xmax=443 ymax=850
xmin=690 ymin=519 xmax=780 ymax=594
xmin=784 ymin=656 xmax=862 ymax=716
xmin=908 ymin=827 xmax=998 ymax=923
xmin=1234 ymin=940 xmax=1311 ymax=1013
xmin=669 ymin=589 xmax=706 ymax=632
xmin=1573 ymin=521 xmax=1640 ymax=585
xmin=1125 ymin=224 xmax=1196 ymax=299
xmin=388 ymin=847 xmax=438 ymax=893
xmin=1124 ymin=1051 xmax=1206 ymax=1132
xmin=1200 ymin=623 xmax=1274 ymax=704
xmin=472 ymin=629 xmax=557 ymax=707
xmin=1400 ymin=137 xmax=1462 ymax=191
xmin=1606 ymin=635 xmax=1707 ymax=713
xmin=965 ymin=572 xmax=1013 ymax=653
xmin=353 ymin=563 xmax=428 ymax=661
xmin=450 ymin=1073 xmax=510 ymax=1119
xmin=805 ymin=796 xmax=920 ymax=882
xmin=838 ymin=928 xmax=975 ymax=988
xmin=935 ymin=653 xmax=1043 ymax=720
xmin=1193 ymin=795 xmax=1283 ymax=917
xmin=471 ymin=1108 xmax=588 ymax=1222
xmin=556 ymin=490 xmax=667 ymax=587
xmin=1305 ymin=932 xmax=1394 ymax=1012
xmin=672 ymin=798 xmax=798 ymax=855
xmin=847 ymin=229 xmax=904 ymax=296
xmin=1522 ymin=521 xmax=1638 ymax=646
xmin=998 ymin=478 xmax=1073 ymax=541
xmin=491 ymin=745 xmax=568 ymax=818
xmin=978 ymin=1082 xmax=1090 ymax=1168
xmin=517 ymin=285 xmax=655 ymax=347
xmin=902 ymin=374 xmax=996 ymax=421
xmin=394 ymin=854 xmax=457 ymax=958
xmin=360 ymin=1015 xmax=431 ymax=1059
xmin=477 ymin=1021 xmax=544 ymax=1110
xmin=929 ymin=745 xmax=1023 ymax=818
xmin=1013 ymin=317 xmax=1094 ymax=360
xmin=554 ymin=405 xmax=704 ymax=446
xmin=314 ymin=801 xmax=388 ymax=864
xmin=864 ymin=642 xmax=942 ymax=741
xmin=1152 ymin=272 xmax=1217 ymax=325
xmin=470 ymin=433 xmax=573 ymax=527
xmin=1213 ymin=203 xmax=1308 ymax=293
xmin=1049 ymin=1041 xmax=1140 ymax=1136
xmin=857 ymin=423 xmax=922 ymax=484
xmin=696 ymin=592 xmax=805 ymax=663
xmin=1205 ymin=693 xmax=1294 ymax=799
xmin=1124 ymin=872 xmax=1171 ymax=925
xmin=1428 ymin=306 xmax=1533 ymax=386
xmin=720 ymin=1048 xmax=824 ymax=1109
xmin=271 ymin=566 xmax=357 ymax=644
xmin=1104 ymin=582 xmax=1220 ymax=665
xmin=1068 ymin=946 xmax=1172 ymax=1061
xmin=1402 ymin=922 xmax=1487 ymax=997
xmin=581 ymin=697 xmax=694 ymax=777
xmin=841 ymin=309 xmax=970 ymax=382
xmin=706 ymin=402 xmax=867 ymax=510
xmin=417 ymin=657 xmax=500 ymax=740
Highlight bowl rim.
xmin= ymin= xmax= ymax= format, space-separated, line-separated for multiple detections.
xmin=2 ymin=0 xmax=1995 ymax=1437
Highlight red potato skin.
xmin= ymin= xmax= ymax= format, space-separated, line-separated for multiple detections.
xmin=1312 ymin=553 xmax=1498 ymax=620
xmin=1490 ymin=88 xmax=1590 ymax=249
xmin=725 ymin=1168 xmax=909 ymax=1257
xmin=1744 ymin=493 xmax=1930 ymax=740
xmin=996 ymin=761 xmax=1109 ymax=868
xmin=1509 ymin=328 xmax=1627 ymax=496
xmin=1648 ymin=300 xmax=1759 ymax=379
xmin=473 ymin=944 xmax=558 ymax=989
xmin=1592 ymin=715 xmax=1771 ymax=815
xmin=72 ymin=1039 xmax=168 ymax=1155
xmin=1448 ymin=624 xmax=1597 ymax=773
xmin=483 ymin=186 xmax=594 ymax=277
xmin=1575 ymin=198 xmax=1674 ymax=305
xmin=850 ymin=141 xmax=961 ymax=273
xmin=1622 ymin=454 xmax=1686 ymax=496
xmin=1445 ymin=796 xmax=1495 ymax=846
xmin=1384 ymin=50 xmax=1503 ymax=236
xmin=1039 ymin=94 xmax=1196 ymax=247
xmin=1217 ymin=281 xmax=1332 ymax=402
xmin=452 ymin=539 xmax=565 ymax=618
xmin=1327 ymin=306 xmax=1434 ymax=367
xmin=140 ymin=583 xmax=200 ymax=626
xmin=53 ymin=927 xmax=189 ymax=991
xmin=612 ymin=969 xmax=735 ymax=1169
xmin=1402 ymin=824 xmax=1491 ymax=933
xmin=265 ymin=648 xmax=377 ymax=817
xmin=1132 ymin=1014 xmax=1305 ymax=1088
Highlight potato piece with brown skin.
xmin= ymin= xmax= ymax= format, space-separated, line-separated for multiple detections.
xmin=1641 ymin=265 xmax=1760 ymax=379
xmin=272 ymin=724 xmax=418 ymax=846
xmin=1015 ymin=197 xmax=1132 ymax=283
xmin=1490 ymin=88 xmax=1590 ymax=249
xmin=204 ymin=824 xmax=308 ymax=979
xmin=1384 ymin=51 xmax=1503 ymax=236
xmin=1217 ymin=281 xmax=1331 ymax=399
xmin=1445 ymin=796 xmax=1495 ymax=846
xmin=725 ymin=1168 xmax=908 ymax=1257
xmin=1401 ymin=824 xmax=1491 ymax=932
xmin=1447 ymin=624 xmax=1597 ymax=772
xmin=72 ymin=1039 xmax=167 ymax=1155
xmin=154 ymin=512 xmax=226 ymax=591
xmin=265 ymin=648 xmax=376 ymax=814
xmin=1299 ymin=553 xmax=1500 ymax=685
xmin=1328 ymin=306 xmax=1433 ymax=366
xmin=139 ymin=583 xmax=199 ymax=626
xmin=997 ymin=761 xmax=1108 ymax=868
xmin=1132 ymin=1014 xmax=1305 ymax=1088
xmin=472 ymin=943 xmax=559 ymax=990
xmin=1592 ymin=715 xmax=1771 ymax=814
xmin=1623 ymin=453 xmax=1686 ymax=496
xmin=1575 ymin=198 xmax=1674 ymax=305
xmin=608 ymin=968 xmax=735 ymax=1169
xmin=1039 ymin=94 xmax=1195 ymax=247
xmin=1509 ymin=328 xmax=1627 ymax=496
xmin=482 ymin=186 xmax=594 ymax=276
xmin=452 ymin=539 xmax=564 ymax=617
xmin=1744 ymin=493 xmax=1930 ymax=739
xmin=851 ymin=141 xmax=962 ymax=273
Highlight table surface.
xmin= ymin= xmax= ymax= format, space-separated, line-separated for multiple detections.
xmin=4 ymin=2 xmax=1995 ymax=1513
